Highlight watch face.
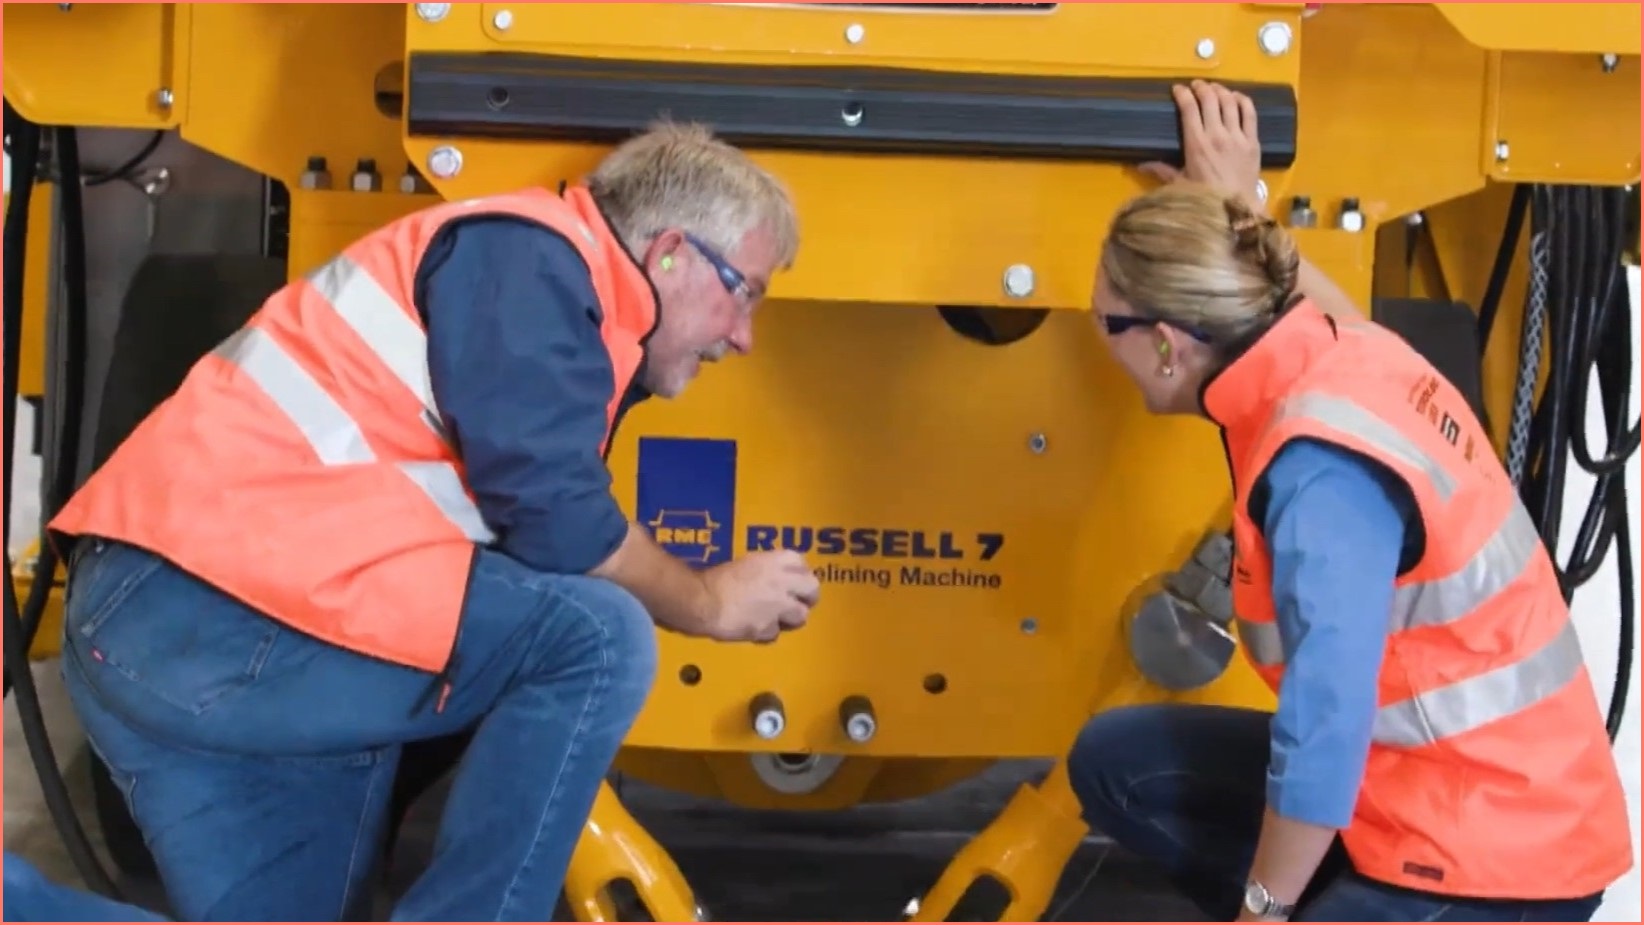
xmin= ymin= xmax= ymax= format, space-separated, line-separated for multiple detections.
xmin=1244 ymin=881 xmax=1268 ymax=913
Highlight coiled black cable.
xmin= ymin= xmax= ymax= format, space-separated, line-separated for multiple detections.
xmin=1513 ymin=183 xmax=1638 ymax=742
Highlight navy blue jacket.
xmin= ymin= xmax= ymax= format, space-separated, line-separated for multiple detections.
xmin=414 ymin=216 xmax=648 ymax=575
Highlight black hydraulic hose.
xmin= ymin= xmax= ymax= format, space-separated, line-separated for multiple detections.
xmin=1476 ymin=183 xmax=1532 ymax=352
xmin=6 ymin=126 xmax=90 ymax=687
xmin=12 ymin=127 xmax=92 ymax=656
xmin=1515 ymin=184 xmax=1639 ymax=743
xmin=3 ymin=100 xmax=40 ymax=545
xmin=81 ymin=129 xmax=162 ymax=188
xmin=3 ymin=554 xmax=122 ymax=899
xmin=1 ymin=106 xmax=125 ymax=899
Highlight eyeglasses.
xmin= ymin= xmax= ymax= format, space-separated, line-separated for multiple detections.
xmin=1098 ymin=312 xmax=1213 ymax=344
xmin=682 ymin=232 xmax=761 ymax=305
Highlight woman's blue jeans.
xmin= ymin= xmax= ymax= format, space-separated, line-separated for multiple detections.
xmin=1066 ymin=702 xmax=1606 ymax=922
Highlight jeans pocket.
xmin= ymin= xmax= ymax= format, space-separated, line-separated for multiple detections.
xmin=74 ymin=548 xmax=281 ymax=718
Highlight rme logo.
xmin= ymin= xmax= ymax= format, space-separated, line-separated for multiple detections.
xmin=646 ymin=510 xmax=722 ymax=565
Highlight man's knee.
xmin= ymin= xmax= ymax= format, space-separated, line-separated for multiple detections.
xmin=554 ymin=576 xmax=660 ymax=699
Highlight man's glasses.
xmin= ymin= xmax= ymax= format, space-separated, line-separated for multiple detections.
xmin=682 ymin=232 xmax=759 ymax=304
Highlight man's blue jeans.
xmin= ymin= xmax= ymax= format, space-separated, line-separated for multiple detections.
xmin=1067 ymin=703 xmax=1606 ymax=922
xmin=3 ymin=853 xmax=167 ymax=922
xmin=58 ymin=538 xmax=659 ymax=922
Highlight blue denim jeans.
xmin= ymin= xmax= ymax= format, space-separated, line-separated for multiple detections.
xmin=58 ymin=538 xmax=659 ymax=922
xmin=1066 ymin=703 xmax=1606 ymax=922
xmin=3 ymin=852 xmax=167 ymax=922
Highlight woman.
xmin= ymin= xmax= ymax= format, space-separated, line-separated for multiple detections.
xmin=1068 ymin=81 xmax=1633 ymax=922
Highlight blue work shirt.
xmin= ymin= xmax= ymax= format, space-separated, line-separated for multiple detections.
xmin=1248 ymin=436 xmax=1420 ymax=830
xmin=412 ymin=216 xmax=649 ymax=575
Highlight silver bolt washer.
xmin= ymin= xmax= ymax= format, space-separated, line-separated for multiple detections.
xmin=427 ymin=145 xmax=464 ymax=179
xmin=1002 ymin=263 xmax=1036 ymax=298
xmin=493 ymin=9 xmax=513 ymax=30
xmin=1257 ymin=21 xmax=1292 ymax=56
xmin=414 ymin=3 xmax=450 ymax=23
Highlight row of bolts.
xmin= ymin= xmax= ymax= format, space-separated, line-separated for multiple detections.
xmin=750 ymin=691 xmax=879 ymax=744
xmin=292 ymin=153 xmax=1374 ymax=301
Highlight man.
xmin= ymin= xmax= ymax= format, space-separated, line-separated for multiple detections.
xmin=48 ymin=121 xmax=822 ymax=921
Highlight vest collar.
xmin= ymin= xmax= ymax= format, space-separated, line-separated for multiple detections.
xmin=1199 ymin=299 xmax=1341 ymax=432
xmin=560 ymin=184 xmax=660 ymax=346
xmin=561 ymin=184 xmax=660 ymax=403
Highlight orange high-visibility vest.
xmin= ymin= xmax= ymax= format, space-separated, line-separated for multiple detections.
xmin=1206 ymin=300 xmax=1632 ymax=900
xmin=48 ymin=185 xmax=657 ymax=677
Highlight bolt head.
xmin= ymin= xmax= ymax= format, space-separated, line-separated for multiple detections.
xmin=753 ymin=711 xmax=784 ymax=739
xmin=427 ymin=145 xmax=463 ymax=179
xmin=414 ymin=3 xmax=450 ymax=22
xmin=846 ymin=714 xmax=876 ymax=742
xmin=493 ymin=9 xmax=513 ymax=30
xmin=1601 ymin=52 xmax=1619 ymax=72
xmin=1495 ymin=140 xmax=1510 ymax=162
xmin=1257 ymin=21 xmax=1292 ymax=56
xmin=1339 ymin=212 xmax=1365 ymax=234
xmin=1196 ymin=37 xmax=1216 ymax=59
xmin=155 ymin=88 xmax=174 ymax=108
xmin=1002 ymin=263 xmax=1036 ymax=298
xmin=845 ymin=23 xmax=865 ymax=44
xmin=1027 ymin=432 xmax=1048 ymax=454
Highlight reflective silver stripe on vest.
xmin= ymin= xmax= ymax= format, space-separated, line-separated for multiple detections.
xmin=1236 ymin=617 xmax=1285 ymax=667
xmin=214 ymin=328 xmax=373 ymax=465
xmin=398 ymin=462 xmax=496 ymax=543
xmin=1390 ymin=501 xmax=1542 ymax=632
xmin=1276 ymin=393 xmax=1458 ymax=501
xmin=306 ymin=255 xmax=437 ymax=414
xmin=1372 ymin=618 xmax=1586 ymax=748
xmin=213 ymin=326 xmax=496 ymax=544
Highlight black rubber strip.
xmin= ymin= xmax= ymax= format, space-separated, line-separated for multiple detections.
xmin=405 ymin=52 xmax=1298 ymax=166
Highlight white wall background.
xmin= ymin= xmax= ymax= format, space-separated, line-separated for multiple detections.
xmin=3 ymin=157 xmax=1640 ymax=918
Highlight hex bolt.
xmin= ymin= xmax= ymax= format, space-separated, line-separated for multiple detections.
xmin=1027 ymin=432 xmax=1048 ymax=454
xmin=839 ymin=695 xmax=877 ymax=743
xmin=414 ymin=3 xmax=450 ymax=23
xmin=1257 ymin=21 xmax=1292 ymax=56
xmin=845 ymin=23 xmax=865 ymax=44
xmin=155 ymin=88 xmax=174 ymax=109
xmin=1289 ymin=195 xmax=1317 ymax=228
xmin=1002 ymin=263 xmax=1036 ymax=298
xmin=1337 ymin=197 xmax=1364 ymax=233
xmin=1601 ymin=53 xmax=1619 ymax=73
xmin=749 ymin=692 xmax=786 ymax=740
xmin=350 ymin=157 xmax=382 ymax=193
xmin=1196 ymin=38 xmax=1216 ymax=59
xmin=1495 ymin=140 xmax=1510 ymax=162
xmin=1020 ymin=617 xmax=1038 ymax=635
xmin=427 ymin=145 xmax=464 ymax=179
xmin=299 ymin=155 xmax=332 ymax=191
xmin=493 ymin=9 xmax=513 ymax=30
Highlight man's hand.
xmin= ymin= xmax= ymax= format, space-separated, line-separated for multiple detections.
xmin=1140 ymin=80 xmax=1264 ymax=211
xmin=700 ymin=550 xmax=820 ymax=643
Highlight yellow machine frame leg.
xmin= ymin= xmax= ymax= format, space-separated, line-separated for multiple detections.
xmin=908 ymin=762 xmax=1089 ymax=922
xmin=564 ymin=782 xmax=702 ymax=922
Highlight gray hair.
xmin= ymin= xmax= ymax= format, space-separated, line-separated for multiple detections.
xmin=587 ymin=120 xmax=799 ymax=267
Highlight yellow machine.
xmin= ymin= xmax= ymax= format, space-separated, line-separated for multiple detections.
xmin=4 ymin=2 xmax=1639 ymax=920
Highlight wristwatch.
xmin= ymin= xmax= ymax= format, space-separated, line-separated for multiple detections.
xmin=1243 ymin=879 xmax=1296 ymax=920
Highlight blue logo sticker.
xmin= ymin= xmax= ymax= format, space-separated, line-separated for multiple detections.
xmin=636 ymin=437 xmax=737 ymax=568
